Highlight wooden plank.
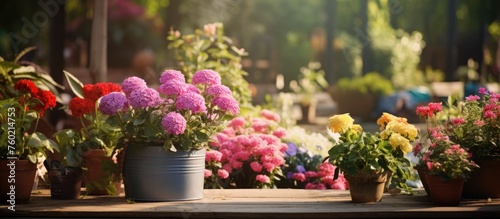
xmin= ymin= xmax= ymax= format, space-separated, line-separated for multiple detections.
xmin=2 ymin=189 xmax=500 ymax=218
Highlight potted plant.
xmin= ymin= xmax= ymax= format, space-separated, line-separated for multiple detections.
xmin=329 ymin=72 xmax=394 ymax=121
xmin=0 ymin=79 xmax=59 ymax=203
xmin=61 ymin=71 xmax=123 ymax=195
xmin=99 ymin=69 xmax=239 ymax=201
xmin=326 ymin=113 xmax=417 ymax=203
xmin=48 ymin=129 xmax=84 ymax=199
xmin=290 ymin=62 xmax=329 ymax=124
xmin=416 ymin=89 xmax=499 ymax=199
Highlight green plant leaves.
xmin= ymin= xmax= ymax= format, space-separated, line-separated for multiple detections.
xmin=64 ymin=70 xmax=84 ymax=98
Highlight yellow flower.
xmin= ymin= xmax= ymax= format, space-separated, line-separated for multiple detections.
xmin=327 ymin=113 xmax=354 ymax=134
xmin=389 ymin=133 xmax=412 ymax=153
xmin=351 ymin=124 xmax=363 ymax=135
xmin=391 ymin=122 xmax=418 ymax=141
xmin=380 ymin=129 xmax=391 ymax=140
xmin=376 ymin=112 xmax=408 ymax=130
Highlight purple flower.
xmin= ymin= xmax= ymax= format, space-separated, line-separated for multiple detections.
xmin=212 ymin=95 xmax=239 ymax=115
xmin=206 ymin=84 xmax=232 ymax=97
xmin=160 ymin=69 xmax=185 ymax=84
xmin=162 ymin=112 xmax=186 ymax=135
xmin=99 ymin=92 xmax=128 ymax=115
xmin=157 ymin=80 xmax=188 ymax=96
xmin=296 ymin=165 xmax=306 ymax=173
xmin=176 ymin=92 xmax=207 ymax=114
xmin=285 ymin=142 xmax=298 ymax=157
xmin=129 ymin=87 xmax=161 ymax=109
xmin=192 ymin=69 xmax=221 ymax=85
xmin=122 ymin=76 xmax=147 ymax=96
xmin=286 ymin=172 xmax=294 ymax=179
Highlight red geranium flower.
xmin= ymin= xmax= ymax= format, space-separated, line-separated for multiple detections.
xmin=33 ymin=89 xmax=57 ymax=116
xmin=82 ymin=82 xmax=122 ymax=102
xmin=69 ymin=97 xmax=95 ymax=118
xmin=14 ymin=79 xmax=39 ymax=94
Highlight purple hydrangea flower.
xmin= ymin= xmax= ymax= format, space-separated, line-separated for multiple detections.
xmin=99 ymin=92 xmax=128 ymax=115
xmin=285 ymin=142 xmax=298 ymax=157
xmin=162 ymin=112 xmax=186 ymax=135
xmin=176 ymin=92 xmax=207 ymax=114
xmin=286 ymin=172 xmax=294 ymax=179
xmin=129 ymin=87 xmax=161 ymax=109
xmin=192 ymin=69 xmax=221 ymax=85
xmin=122 ymin=76 xmax=147 ymax=96
xmin=212 ymin=94 xmax=239 ymax=115
xmin=206 ymin=84 xmax=232 ymax=97
xmin=157 ymin=80 xmax=188 ymax=96
xmin=160 ymin=69 xmax=185 ymax=84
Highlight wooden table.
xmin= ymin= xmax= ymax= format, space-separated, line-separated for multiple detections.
xmin=2 ymin=189 xmax=500 ymax=218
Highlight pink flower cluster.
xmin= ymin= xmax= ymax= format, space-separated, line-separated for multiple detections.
xmin=415 ymin=102 xmax=443 ymax=118
xmin=289 ymin=162 xmax=348 ymax=190
xmin=204 ymin=110 xmax=288 ymax=188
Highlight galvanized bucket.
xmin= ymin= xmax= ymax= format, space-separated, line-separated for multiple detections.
xmin=123 ymin=145 xmax=206 ymax=201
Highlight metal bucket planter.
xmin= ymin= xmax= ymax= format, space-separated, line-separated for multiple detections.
xmin=123 ymin=144 xmax=206 ymax=201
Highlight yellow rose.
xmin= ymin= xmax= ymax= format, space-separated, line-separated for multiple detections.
xmin=327 ymin=113 xmax=354 ymax=134
xmin=380 ymin=129 xmax=391 ymax=140
xmin=391 ymin=122 xmax=418 ymax=141
xmin=389 ymin=133 xmax=410 ymax=151
xmin=400 ymin=142 xmax=413 ymax=154
xmin=377 ymin=112 xmax=408 ymax=130
xmin=351 ymin=124 xmax=363 ymax=135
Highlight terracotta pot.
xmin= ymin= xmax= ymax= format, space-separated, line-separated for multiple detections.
xmin=48 ymin=168 xmax=83 ymax=199
xmin=426 ymin=174 xmax=464 ymax=206
xmin=462 ymin=157 xmax=500 ymax=199
xmin=0 ymin=159 xmax=37 ymax=204
xmin=82 ymin=149 xmax=121 ymax=195
xmin=345 ymin=172 xmax=388 ymax=203
xmin=414 ymin=166 xmax=431 ymax=196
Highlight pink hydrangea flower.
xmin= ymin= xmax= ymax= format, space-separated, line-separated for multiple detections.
xmin=212 ymin=94 xmax=240 ymax=115
xmin=260 ymin=109 xmax=281 ymax=122
xmin=157 ymin=80 xmax=188 ymax=96
xmin=251 ymin=118 xmax=269 ymax=133
xmin=272 ymin=127 xmax=287 ymax=138
xmin=129 ymin=87 xmax=161 ymax=109
xmin=255 ymin=174 xmax=270 ymax=183
xmin=192 ymin=69 xmax=221 ymax=85
xmin=217 ymin=169 xmax=229 ymax=179
xmin=186 ymin=84 xmax=201 ymax=94
xmin=292 ymin=173 xmax=306 ymax=182
xmin=99 ymin=92 xmax=128 ymax=115
xmin=206 ymin=84 xmax=232 ymax=97
xmin=122 ymin=76 xmax=147 ymax=96
xmin=176 ymin=92 xmax=207 ymax=114
xmin=206 ymin=150 xmax=223 ymax=162
xmin=250 ymin=161 xmax=263 ymax=172
xmin=228 ymin=116 xmax=246 ymax=130
xmin=161 ymin=112 xmax=186 ymax=135
xmin=160 ymin=69 xmax=185 ymax=84
xmin=204 ymin=169 xmax=212 ymax=178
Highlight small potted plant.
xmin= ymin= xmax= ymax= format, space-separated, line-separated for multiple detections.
xmin=0 ymin=79 xmax=59 ymax=203
xmin=48 ymin=129 xmax=85 ymax=199
xmin=329 ymin=72 xmax=394 ymax=121
xmin=290 ymin=62 xmax=329 ymax=124
xmin=60 ymin=71 xmax=123 ymax=195
xmin=326 ymin=113 xmax=417 ymax=203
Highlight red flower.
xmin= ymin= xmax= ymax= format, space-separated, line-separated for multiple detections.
xmin=33 ymin=90 xmax=57 ymax=117
xmin=82 ymin=82 xmax=122 ymax=102
xmin=69 ymin=97 xmax=95 ymax=118
xmin=14 ymin=79 xmax=38 ymax=94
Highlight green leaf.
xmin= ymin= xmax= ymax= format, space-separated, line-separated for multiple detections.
xmin=64 ymin=70 xmax=84 ymax=98
xmin=14 ymin=46 xmax=37 ymax=63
